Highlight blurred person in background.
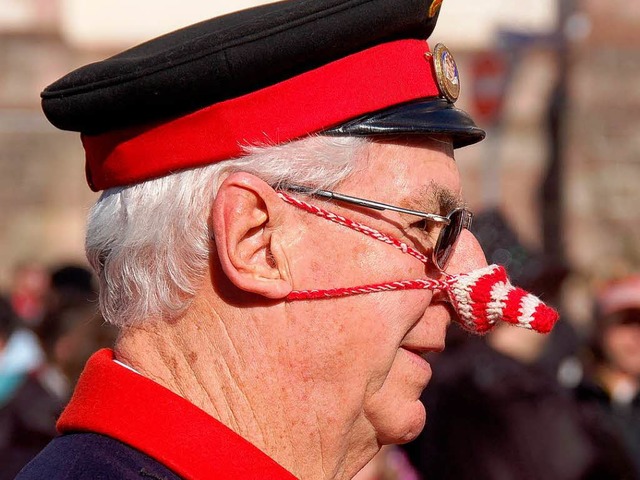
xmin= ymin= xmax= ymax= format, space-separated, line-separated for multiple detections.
xmin=573 ymin=275 xmax=640 ymax=478
xmin=0 ymin=265 xmax=116 ymax=479
xmin=401 ymin=210 xmax=638 ymax=480
xmin=39 ymin=264 xmax=117 ymax=386
xmin=0 ymin=297 xmax=43 ymax=409
xmin=0 ymin=295 xmax=47 ymax=479
xmin=9 ymin=262 xmax=50 ymax=327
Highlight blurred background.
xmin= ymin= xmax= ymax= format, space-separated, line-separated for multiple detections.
xmin=0 ymin=0 xmax=639 ymax=478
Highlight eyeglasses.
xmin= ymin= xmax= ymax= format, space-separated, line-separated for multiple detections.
xmin=282 ymin=184 xmax=473 ymax=271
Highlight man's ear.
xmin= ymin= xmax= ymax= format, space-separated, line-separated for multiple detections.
xmin=211 ymin=172 xmax=292 ymax=299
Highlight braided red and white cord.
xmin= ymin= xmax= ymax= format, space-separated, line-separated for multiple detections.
xmin=279 ymin=191 xmax=429 ymax=264
xmin=278 ymin=192 xmax=558 ymax=334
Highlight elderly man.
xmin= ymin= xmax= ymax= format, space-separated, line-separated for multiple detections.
xmin=19 ymin=0 xmax=557 ymax=478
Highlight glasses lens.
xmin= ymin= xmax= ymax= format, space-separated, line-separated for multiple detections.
xmin=434 ymin=209 xmax=467 ymax=270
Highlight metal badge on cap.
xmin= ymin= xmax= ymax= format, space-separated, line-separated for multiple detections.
xmin=432 ymin=43 xmax=460 ymax=103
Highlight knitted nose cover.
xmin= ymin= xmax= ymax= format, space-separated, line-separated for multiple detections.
xmin=278 ymin=192 xmax=558 ymax=335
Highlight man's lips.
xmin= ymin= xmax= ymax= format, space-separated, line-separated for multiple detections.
xmin=400 ymin=345 xmax=439 ymax=375
xmin=404 ymin=345 xmax=444 ymax=357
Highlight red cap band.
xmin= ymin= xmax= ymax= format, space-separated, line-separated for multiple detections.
xmin=82 ymin=39 xmax=440 ymax=191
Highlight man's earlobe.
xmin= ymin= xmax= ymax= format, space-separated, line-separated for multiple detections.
xmin=211 ymin=173 xmax=292 ymax=299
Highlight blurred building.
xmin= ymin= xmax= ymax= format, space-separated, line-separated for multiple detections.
xmin=0 ymin=0 xmax=639 ymax=324
xmin=0 ymin=0 xmax=95 ymax=287
xmin=565 ymin=0 xmax=640 ymax=277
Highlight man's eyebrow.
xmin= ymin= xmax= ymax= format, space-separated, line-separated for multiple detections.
xmin=405 ymin=183 xmax=465 ymax=215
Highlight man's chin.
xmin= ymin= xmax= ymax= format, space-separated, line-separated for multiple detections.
xmin=375 ymin=400 xmax=426 ymax=445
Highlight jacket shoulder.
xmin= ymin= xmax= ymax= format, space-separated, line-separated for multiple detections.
xmin=16 ymin=432 xmax=182 ymax=480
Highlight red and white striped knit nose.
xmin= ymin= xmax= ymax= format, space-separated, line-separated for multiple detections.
xmin=445 ymin=264 xmax=558 ymax=334
xmin=278 ymin=191 xmax=559 ymax=335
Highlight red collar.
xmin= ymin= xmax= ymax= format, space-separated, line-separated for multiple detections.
xmin=58 ymin=349 xmax=297 ymax=479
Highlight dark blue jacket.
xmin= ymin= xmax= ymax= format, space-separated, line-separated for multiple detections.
xmin=17 ymin=432 xmax=182 ymax=480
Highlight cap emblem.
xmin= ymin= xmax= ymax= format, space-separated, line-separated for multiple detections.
xmin=429 ymin=0 xmax=444 ymax=18
xmin=432 ymin=43 xmax=460 ymax=103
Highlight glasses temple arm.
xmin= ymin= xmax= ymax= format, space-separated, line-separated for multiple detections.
xmin=281 ymin=184 xmax=450 ymax=223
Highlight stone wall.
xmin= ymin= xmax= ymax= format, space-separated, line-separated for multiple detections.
xmin=565 ymin=0 xmax=640 ymax=280
xmin=0 ymin=32 xmax=98 ymax=288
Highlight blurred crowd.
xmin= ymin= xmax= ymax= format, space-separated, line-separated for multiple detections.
xmin=0 ymin=262 xmax=117 ymax=478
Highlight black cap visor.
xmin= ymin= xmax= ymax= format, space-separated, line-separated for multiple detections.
xmin=325 ymin=98 xmax=486 ymax=149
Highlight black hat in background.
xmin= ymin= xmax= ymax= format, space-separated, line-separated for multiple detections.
xmin=471 ymin=209 xmax=569 ymax=298
xmin=50 ymin=265 xmax=95 ymax=296
xmin=41 ymin=0 xmax=484 ymax=191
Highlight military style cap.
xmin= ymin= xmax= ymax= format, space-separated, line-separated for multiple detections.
xmin=597 ymin=276 xmax=640 ymax=316
xmin=41 ymin=0 xmax=485 ymax=191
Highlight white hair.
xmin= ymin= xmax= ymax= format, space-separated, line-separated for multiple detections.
xmin=85 ymin=136 xmax=370 ymax=327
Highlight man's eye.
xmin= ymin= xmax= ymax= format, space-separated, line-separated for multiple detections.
xmin=413 ymin=220 xmax=426 ymax=231
xmin=414 ymin=219 xmax=440 ymax=237
xmin=410 ymin=221 xmax=440 ymax=251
